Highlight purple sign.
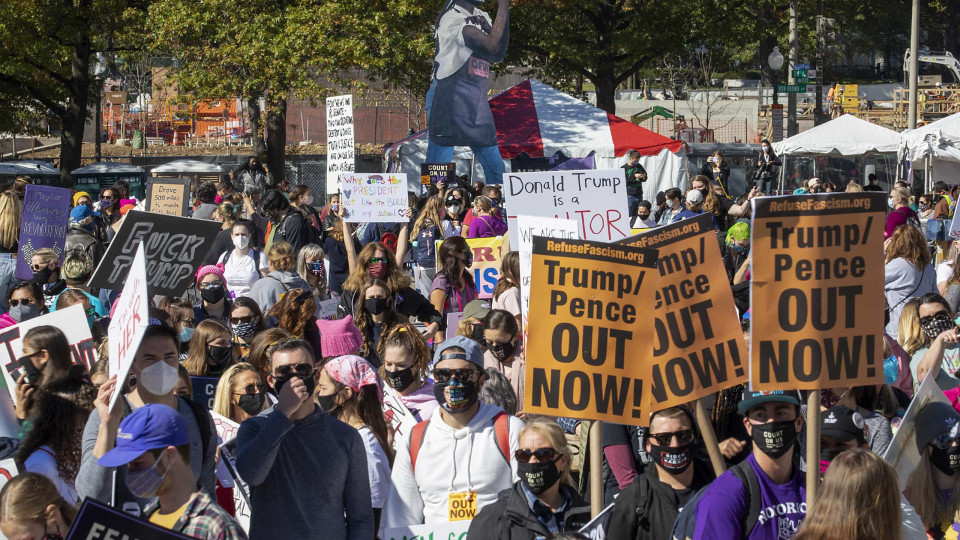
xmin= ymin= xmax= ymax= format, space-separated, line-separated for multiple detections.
xmin=16 ymin=185 xmax=71 ymax=280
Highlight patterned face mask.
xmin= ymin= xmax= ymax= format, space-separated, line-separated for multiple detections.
xmin=922 ymin=312 xmax=955 ymax=341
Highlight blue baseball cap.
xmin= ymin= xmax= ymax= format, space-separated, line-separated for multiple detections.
xmin=70 ymin=204 xmax=99 ymax=222
xmin=98 ymin=404 xmax=190 ymax=467
xmin=433 ymin=335 xmax=484 ymax=368
xmin=737 ymin=389 xmax=801 ymax=415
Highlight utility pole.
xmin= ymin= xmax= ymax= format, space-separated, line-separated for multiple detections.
xmin=908 ymin=0 xmax=920 ymax=128
xmin=787 ymin=0 xmax=799 ymax=136
xmin=814 ymin=0 xmax=824 ymax=125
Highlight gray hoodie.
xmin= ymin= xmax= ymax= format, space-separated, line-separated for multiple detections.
xmin=247 ymin=270 xmax=311 ymax=313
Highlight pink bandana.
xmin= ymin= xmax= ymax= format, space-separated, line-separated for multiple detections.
xmin=323 ymin=355 xmax=384 ymax=402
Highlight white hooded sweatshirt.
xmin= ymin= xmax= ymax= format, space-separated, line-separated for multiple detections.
xmin=380 ymin=402 xmax=523 ymax=531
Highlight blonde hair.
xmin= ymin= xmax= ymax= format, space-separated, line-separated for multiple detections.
xmin=267 ymin=241 xmax=294 ymax=272
xmin=0 ymin=473 xmax=76 ymax=531
xmin=845 ymin=181 xmax=864 ymax=193
xmin=905 ymin=448 xmax=960 ymax=530
xmin=795 ymin=449 xmax=901 ymax=540
xmin=183 ymin=319 xmax=232 ymax=376
xmin=412 ymin=197 xmax=445 ymax=238
xmin=473 ymin=195 xmax=493 ymax=214
xmin=60 ymin=253 xmax=92 ymax=283
xmin=897 ymin=298 xmax=927 ymax=355
xmin=890 ymin=186 xmax=915 ymax=207
xmin=0 ymin=192 xmax=22 ymax=251
xmin=217 ymin=201 xmax=238 ymax=228
xmin=32 ymin=248 xmax=58 ymax=266
xmin=212 ymin=363 xmax=260 ymax=421
xmin=518 ymin=418 xmax=575 ymax=488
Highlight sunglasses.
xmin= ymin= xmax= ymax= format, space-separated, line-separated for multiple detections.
xmin=648 ymin=429 xmax=695 ymax=446
xmin=514 ymin=447 xmax=561 ymax=463
xmin=234 ymin=383 xmax=267 ymax=396
xmin=932 ymin=430 xmax=960 ymax=450
xmin=8 ymin=298 xmax=33 ymax=307
xmin=274 ymin=362 xmax=315 ymax=379
xmin=919 ymin=312 xmax=951 ymax=326
xmin=460 ymin=251 xmax=473 ymax=265
xmin=433 ymin=368 xmax=480 ymax=384
xmin=101 ymin=195 xmax=114 ymax=200
xmin=181 ymin=318 xmax=197 ymax=328
xmin=231 ymin=315 xmax=256 ymax=324
xmin=29 ymin=263 xmax=48 ymax=272
xmin=199 ymin=282 xmax=222 ymax=290
xmin=369 ymin=257 xmax=389 ymax=265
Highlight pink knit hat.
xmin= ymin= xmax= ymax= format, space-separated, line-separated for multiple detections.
xmin=315 ymin=315 xmax=363 ymax=357
xmin=195 ymin=264 xmax=225 ymax=285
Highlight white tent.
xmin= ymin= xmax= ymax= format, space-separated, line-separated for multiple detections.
xmin=773 ymin=114 xmax=901 ymax=157
xmin=900 ymin=113 xmax=960 ymax=163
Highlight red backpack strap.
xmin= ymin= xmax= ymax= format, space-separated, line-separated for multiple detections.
xmin=409 ymin=419 xmax=430 ymax=475
xmin=493 ymin=411 xmax=510 ymax=465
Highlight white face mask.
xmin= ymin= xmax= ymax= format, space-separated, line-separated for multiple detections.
xmin=138 ymin=360 xmax=179 ymax=396
xmin=233 ymin=235 xmax=250 ymax=250
xmin=666 ymin=199 xmax=676 ymax=209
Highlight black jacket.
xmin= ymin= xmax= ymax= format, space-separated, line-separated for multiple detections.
xmin=606 ymin=458 xmax=715 ymax=540
xmin=337 ymin=285 xmax=442 ymax=326
xmin=467 ymin=482 xmax=591 ymax=540
xmin=274 ymin=208 xmax=313 ymax=255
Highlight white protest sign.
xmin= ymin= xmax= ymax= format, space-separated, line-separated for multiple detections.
xmin=506 ymin=169 xmax=629 ymax=242
xmin=208 ymin=412 xmax=250 ymax=532
xmin=445 ymin=311 xmax=463 ymax=340
xmin=382 ymin=388 xmax=420 ymax=450
xmin=950 ymin=208 xmax=960 ymax=239
xmin=340 ymin=173 xmax=409 ymax=223
xmin=883 ymin=371 xmax=951 ymax=490
xmin=515 ymin=215 xmax=579 ymax=343
xmin=317 ymin=298 xmax=339 ymax=320
xmin=382 ymin=521 xmax=470 ymax=540
xmin=108 ymin=244 xmax=150 ymax=411
xmin=326 ymin=94 xmax=355 ymax=194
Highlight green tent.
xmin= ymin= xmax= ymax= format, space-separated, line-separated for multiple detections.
xmin=631 ymin=106 xmax=675 ymax=124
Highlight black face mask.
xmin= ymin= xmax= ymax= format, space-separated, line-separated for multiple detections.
xmin=750 ymin=420 xmax=798 ymax=459
xmin=698 ymin=188 xmax=709 ymax=198
xmin=472 ymin=323 xmax=485 ymax=343
xmin=364 ymin=297 xmax=389 ymax=316
xmin=819 ymin=446 xmax=845 ymax=476
xmin=518 ymin=459 xmax=561 ymax=495
xmin=237 ymin=393 xmax=265 ymax=416
xmin=434 ymin=379 xmax=479 ymax=412
xmin=273 ymin=372 xmax=317 ymax=397
xmin=317 ymin=393 xmax=340 ymax=416
xmin=384 ymin=366 xmax=416 ymax=392
xmin=930 ymin=444 xmax=960 ymax=476
xmin=19 ymin=355 xmax=42 ymax=385
xmin=200 ymin=284 xmax=225 ymax=304
xmin=208 ymin=345 xmax=233 ymax=369
xmin=648 ymin=441 xmax=695 ymax=475
xmin=487 ymin=340 xmax=516 ymax=362
xmin=31 ymin=267 xmax=53 ymax=285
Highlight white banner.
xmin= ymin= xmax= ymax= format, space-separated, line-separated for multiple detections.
xmin=340 ymin=173 xmax=409 ymax=223
xmin=326 ymin=94 xmax=355 ymax=194
xmin=382 ymin=521 xmax=470 ymax=540
xmin=514 ymin=215 xmax=579 ymax=343
xmin=108 ymin=244 xmax=150 ymax=411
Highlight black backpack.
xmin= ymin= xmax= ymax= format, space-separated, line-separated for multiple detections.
xmin=669 ymin=460 xmax=761 ymax=540
xmin=414 ymin=224 xmax=442 ymax=267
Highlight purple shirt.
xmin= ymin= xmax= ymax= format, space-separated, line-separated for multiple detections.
xmin=692 ymin=454 xmax=806 ymax=540
xmin=467 ymin=214 xmax=508 ymax=238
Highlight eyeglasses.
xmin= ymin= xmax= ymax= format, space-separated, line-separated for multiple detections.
xmin=231 ymin=315 xmax=256 ymax=324
xmin=514 ymin=447 xmax=561 ymax=463
xmin=369 ymin=257 xmax=389 ymax=265
xmin=234 ymin=383 xmax=267 ymax=396
xmin=648 ymin=429 xmax=695 ymax=446
xmin=181 ymin=318 xmax=196 ymax=328
xmin=433 ymin=368 xmax=480 ymax=383
xmin=274 ymin=362 xmax=315 ymax=379
xmin=8 ymin=298 xmax=33 ymax=307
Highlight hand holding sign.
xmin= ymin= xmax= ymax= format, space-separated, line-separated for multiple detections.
xmin=107 ymin=244 xmax=150 ymax=412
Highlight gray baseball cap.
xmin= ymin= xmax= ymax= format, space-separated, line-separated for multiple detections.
xmin=433 ymin=335 xmax=484 ymax=368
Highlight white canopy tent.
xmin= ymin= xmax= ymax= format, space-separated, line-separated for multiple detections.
xmin=899 ymin=113 xmax=960 ymax=191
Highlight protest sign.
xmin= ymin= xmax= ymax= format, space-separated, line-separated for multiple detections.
xmin=446 ymin=311 xmax=463 ymax=340
xmin=577 ymin=502 xmax=615 ymax=540
xmin=524 ymin=237 xmax=659 ymax=423
xmin=616 ymin=213 xmax=747 ymax=411
xmin=951 ymin=209 xmax=960 ymax=240
xmin=191 ymin=376 xmax=218 ymax=409
xmin=420 ymin=162 xmax=455 ymax=187
xmin=382 ymin=390 xmax=420 ymax=449
xmin=108 ymin=244 xmax=149 ymax=412
xmin=326 ymin=95 xmax=355 ymax=194
xmin=88 ymin=210 xmax=222 ymax=296
xmin=515 ymin=215 xmax=579 ymax=342
xmin=749 ymin=193 xmax=886 ymax=390
xmin=505 ymin=170 xmax=629 ymax=243
xmin=382 ymin=521 xmax=470 ymax=540
xmin=883 ymin=372 xmax=950 ymax=490
xmin=208 ymin=412 xmax=250 ymax=531
xmin=437 ymin=236 xmax=503 ymax=299
xmin=16 ymin=185 xmax=71 ymax=280
xmin=317 ymin=298 xmax=339 ymax=320
xmin=0 ymin=304 xmax=95 ymax=410
xmin=145 ymin=178 xmax=191 ymax=217
xmin=66 ymin=498 xmax=193 ymax=540
xmin=340 ymin=173 xmax=409 ymax=223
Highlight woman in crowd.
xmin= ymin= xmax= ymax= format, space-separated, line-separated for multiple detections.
xmin=0 ymin=473 xmax=76 ymax=540
xmin=468 ymin=418 xmax=587 ymax=540
xmin=674 ymin=189 xmax=717 ymax=229
xmin=267 ymin=288 xmax=316 ymax=338
xmin=296 ymin=244 xmax=337 ymax=311
xmin=658 ymin=188 xmax=683 ymax=226
xmin=218 ymin=220 xmax=267 ymax=299
xmin=479 ymin=368 xmax=518 ymax=416
xmin=0 ymin=281 xmax=44 ymax=329
xmin=195 ymin=265 xmax=232 ymax=326
xmin=213 ymin=363 xmax=268 ymax=423
xmin=203 ymin=202 xmax=240 ymax=266
xmin=30 ymin=248 xmax=65 ymax=309
xmin=911 ymin=293 xmax=960 ymax=390
xmin=904 ymin=402 xmax=960 ymax=536
xmin=467 ymin=196 xmax=507 ymax=238
xmin=885 ymin=224 xmax=936 ymax=336
xmin=886 ymin=186 xmax=919 ymax=239
xmin=694 ymin=174 xmax=751 ymax=236
xmin=355 ymin=279 xmax=405 ymax=367
xmin=182 ymin=319 xmax=235 ymax=378
xmin=229 ymin=297 xmax=266 ymax=361
xmin=289 ymin=185 xmax=321 ymax=232
xmin=322 ymin=206 xmax=361 ymax=294
xmin=377 ymin=323 xmax=437 ymax=442
xmin=317 ymin=355 xmax=393 ymax=528
xmin=481 ymin=309 xmax=524 ymax=412
xmin=246 ymin=327 xmax=291 ymax=380
xmin=235 ymin=155 xmax=269 ymax=192
xmin=411 ymin=197 xmax=458 ymax=297
xmin=938 ymin=240 xmax=960 ymax=293
xmin=820 ymin=384 xmax=894 ymax=455
xmin=492 ymin=251 xmax=521 ymax=329
xmin=247 ymin=241 xmax=310 ymax=313
xmin=443 ymin=187 xmax=470 ymax=234
xmin=160 ymin=297 xmax=197 ymax=356
xmin=724 ymin=222 xmax=751 ymax=284
xmin=754 ymin=138 xmax=781 ymax=194
xmin=919 ymin=194 xmax=936 ymax=220
xmin=430 ymin=236 xmax=478 ymax=340
xmin=898 ymin=298 xmax=927 ymax=359
xmin=0 ymin=191 xmax=21 ymax=312
xmin=700 ymin=150 xmax=731 ymax=194
xmin=17 ymin=373 xmax=96 ymax=502
xmin=15 ymin=326 xmax=75 ymax=421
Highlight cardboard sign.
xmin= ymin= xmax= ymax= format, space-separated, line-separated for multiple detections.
xmin=420 ymin=162 xmax=455 ymax=187
xmin=524 ymin=237 xmax=659 ymax=423
xmin=88 ymin=210 xmax=222 ymax=296
xmin=883 ymin=372 xmax=950 ymax=490
xmin=145 ymin=178 xmax=191 ymax=217
xmin=515 ymin=215 xmax=579 ymax=343
xmin=107 ymin=244 xmax=149 ymax=412
xmin=616 ymin=213 xmax=747 ymax=411
xmin=340 ymin=173 xmax=409 ymax=223
xmin=191 ymin=376 xmax=218 ymax=409
xmin=381 ymin=521 xmax=470 ymax=540
xmin=326 ymin=94 xmax=355 ymax=194
xmin=66 ymin=498 xmax=193 ymax=540
xmin=505 ymin=169 xmax=629 ymax=243
xmin=749 ymin=193 xmax=886 ymax=390
xmin=0 ymin=304 xmax=95 ymax=408
xmin=16 ymin=185 xmax=71 ymax=280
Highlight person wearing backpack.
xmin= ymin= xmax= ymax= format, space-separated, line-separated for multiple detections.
xmin=607 ymin=406 xmax=714 ymax=540
xmin=886 ymin=186 xmax=921 ymax=239
xmin=686 ymin=390 xmax=806 ymax=540
xmin=262 ymin=189 xmax=316 ymax=255
xmin=379 ymin=336 xmax=524 ymax=532
xmin=411 ymin=197 xmax=457 ymax=297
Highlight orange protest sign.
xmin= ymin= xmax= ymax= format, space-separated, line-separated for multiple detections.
xmin=524 ymin=237 xmax=658 ymax=423
xmin=750 ymin=193 xmax=886 ymax=391
xmin=617 ymin=213 xmax=747 ymax=411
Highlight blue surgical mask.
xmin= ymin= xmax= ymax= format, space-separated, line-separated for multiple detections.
xmin=883 ymin=355 xmax=899 ymax=385
xmin=887 ymin=197 xmax=894 ymax=208
xmin=179 ymin=326 xmax=195 ymax=343
xmin=126 ymin=455 xmax=169 ymax=498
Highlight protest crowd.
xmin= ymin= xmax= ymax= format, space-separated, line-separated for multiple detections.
xmin=0 ymin=151 xmax=952 ymax=540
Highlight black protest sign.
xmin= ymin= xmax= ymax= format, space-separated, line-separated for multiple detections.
xmin=191 ymin=376 xmax=217 ymax=409
xmin=750 ymin=193 xmax=886 ymax=390
xmin=87 ymin=210 xmax=222 ymax=296
xmin=420 ymin=162 xmax=455 ymax=187
xmin=617 ymin=213 xmax=747 ymax=411
xmin=523 ymin=237 xmax=659 ymax=423
xmin=66 ymin=498 xmax=193 ymax=540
